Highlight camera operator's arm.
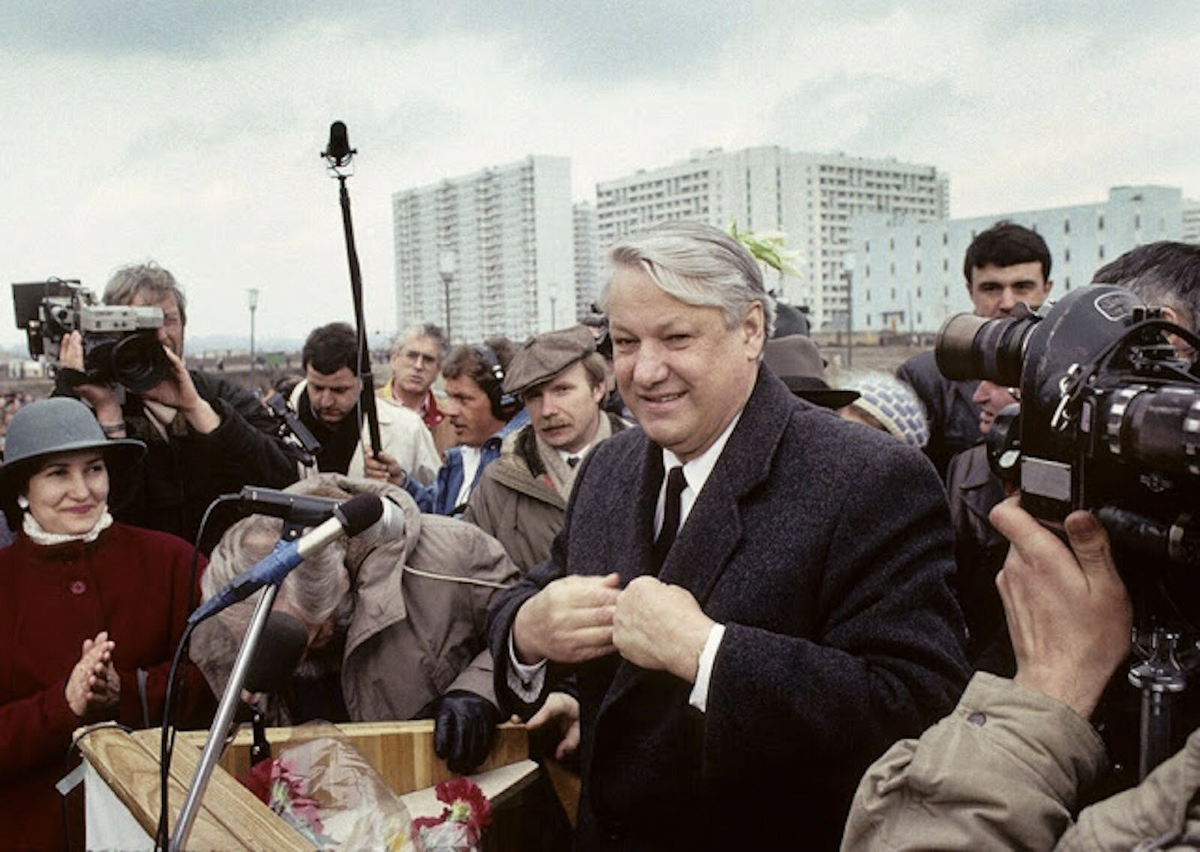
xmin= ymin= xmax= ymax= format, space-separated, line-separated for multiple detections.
xmin=140 ymin=347 xmax=221 ymax=434
xmin=841 ymin=500 xmax=1131 ymax=851
xmin=57 ymin=332 xmax=124 ymax=430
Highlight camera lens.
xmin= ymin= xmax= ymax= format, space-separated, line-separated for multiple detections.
xmin=110 ymin=332 xmax=170 ymax=393
xmin=935 ymin=312 xmax=1034 ymax=386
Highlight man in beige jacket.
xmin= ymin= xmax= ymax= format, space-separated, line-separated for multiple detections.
xmin=191 ymin=473 xmax=519 ymax=773
xmin=843 ymin=497 xmax=1200 ymax=850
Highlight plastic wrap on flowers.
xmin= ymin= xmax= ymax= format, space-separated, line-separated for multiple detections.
xmin=240 ymin=722 xmax=414 ymax=851
xmin=412 ymin=777 xmax=493 ymax=852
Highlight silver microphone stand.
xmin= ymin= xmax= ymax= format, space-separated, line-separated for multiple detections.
xmin=170 ymin=582 xmax=280 ymax=850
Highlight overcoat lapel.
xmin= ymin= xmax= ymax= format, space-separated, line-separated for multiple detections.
xmin=599 ymin=365 xmax=794 ymax=718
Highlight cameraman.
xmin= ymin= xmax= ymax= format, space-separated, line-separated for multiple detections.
xmin=842 ymin=497 xmax=1200 ymax=849
xmin=57 ymin=262 xmax=301 ymax=550
xmin=1093 ymin=241 xmax=1200 ymax=364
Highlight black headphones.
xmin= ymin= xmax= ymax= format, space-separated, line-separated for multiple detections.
xmin=472 ymin=343 xmax=521 ymax=420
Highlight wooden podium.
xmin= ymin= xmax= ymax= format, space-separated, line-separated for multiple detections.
xmin=77 ymin=720 xmax=533 ymax=850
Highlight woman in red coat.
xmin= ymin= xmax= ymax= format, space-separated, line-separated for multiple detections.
xmin=0 ymin=397 xmax=213 ymax=850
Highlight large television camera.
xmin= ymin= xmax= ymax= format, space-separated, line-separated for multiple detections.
xmin=936 ymin=284 xmax=1200 ymax=569
xmin=12 ymin=279 xmax=170 ymax=392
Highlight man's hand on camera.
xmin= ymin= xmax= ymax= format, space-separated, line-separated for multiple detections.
xmin=140 ymin=347 xmax=221 ymax=433
xmin=58 ymin=332 xmax=123 ymax=424
xmin=990 ymin=496 xmax=1132 ymax=719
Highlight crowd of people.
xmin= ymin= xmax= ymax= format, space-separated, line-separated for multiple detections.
xmin=2 ymin=224 xmax=1199 ymax=850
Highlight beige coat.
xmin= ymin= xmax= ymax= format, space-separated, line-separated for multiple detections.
xmin=843 ymin=672 xmax=1200 ymax=850
xmin=463 ymin=413 xmax=625 ymax=572
xmin=191 ymin=474 xmax=520 ymax=723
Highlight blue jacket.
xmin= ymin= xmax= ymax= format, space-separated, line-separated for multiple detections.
xmin=404 ymin=409 xmax=529 ymax=515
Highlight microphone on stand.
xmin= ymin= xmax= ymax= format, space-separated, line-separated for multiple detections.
xmin=241 ymin=610 xmax=310 ymax=766
xmin=235 ymin=485 xmax=406 ymax=548
xmin=189 ymin=493 xmax=383 ymax=626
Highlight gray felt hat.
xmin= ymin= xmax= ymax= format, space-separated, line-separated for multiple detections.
xmin=0 ymin=397 xmax=145 ymax=488
xmin=763 ymin=335 xmax=860 ymax=409
xmin=503 ymin=325 xmax=597 ymax=396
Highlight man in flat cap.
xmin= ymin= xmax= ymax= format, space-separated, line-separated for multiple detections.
xmin=464 ymin=325 xmax=629 ymax=572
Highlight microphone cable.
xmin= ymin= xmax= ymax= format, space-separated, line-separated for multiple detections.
xmin=155 ymin=492 xmax=239 ymax=851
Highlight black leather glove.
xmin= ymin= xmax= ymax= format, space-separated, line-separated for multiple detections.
xmin=426 ymin=690 xmax=501 ymax=774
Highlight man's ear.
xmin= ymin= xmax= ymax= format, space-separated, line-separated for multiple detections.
xmin=1043 ymin=278 xmax=1054 ymax=297
xmin=742 ymin=301 xmax=766 ymax=354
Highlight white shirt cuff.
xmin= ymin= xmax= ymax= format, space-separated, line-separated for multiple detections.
xmin=506 ymin=630 xmax=548 ymax=703
xmin=687 ymin=623 xmax=726 ymax=713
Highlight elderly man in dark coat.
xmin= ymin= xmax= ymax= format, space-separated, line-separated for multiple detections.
xmin=487 ymin=221 xmax=970 ymax=851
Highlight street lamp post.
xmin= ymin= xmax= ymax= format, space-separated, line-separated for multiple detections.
xmin=842 ymin=252 xmax=856 ymax=368
xmin=439 ymin=250 xmax=457 ymax=342
xmin=247 ymin=288 xmax=259 ymax=384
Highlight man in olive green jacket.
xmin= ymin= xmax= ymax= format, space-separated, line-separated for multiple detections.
xmin=843 ymin=497 xmax=1200 ymax=850
xmin=464 ymin=326 xmax=627 ymax=572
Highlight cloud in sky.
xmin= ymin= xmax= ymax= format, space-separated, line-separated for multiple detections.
xmin=2 ymin=2 xmax=1198 ymax=350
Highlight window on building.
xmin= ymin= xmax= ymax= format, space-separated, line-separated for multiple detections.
xmin=916 ymin=286 xmax=922 ymax=298
xmin=915 ymin=234 xmax=921 ymax=247
xmin=1064 ymin=247 xmax=1071 ymax=262
xmin=1099 ymin=245 xmax=1106 ymax=260
xmin=1135 ymin=213 xmax=1141 ymax=230
xmin=1064 ymin=276 xmax=1071 ymax=291
xmin=1098 ymin=214 xmax=1105 ymax=230
xmin=890 ymin=287 xmax=896 ymax=300
xmin=1064 ymin=219 xmax=1071 ymax=234
xmin=916 ymin=261 xmax=921 ymax=274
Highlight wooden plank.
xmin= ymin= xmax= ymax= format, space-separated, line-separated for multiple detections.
xmin=177 ymin=720 xmax=528 ymax=796
xmin=398 ymin=759 xmax=539 ymax=819
xmin=151 ymin=730 xmax=314 ymax=851
xmin=76 ymin=727 xmax=279 ymax=850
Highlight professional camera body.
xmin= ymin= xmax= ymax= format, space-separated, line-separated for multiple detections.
xmin=11 ymin=279 xmax=170 ymax=392
xmin=937 ymin=284 xmax=1200 ymax=568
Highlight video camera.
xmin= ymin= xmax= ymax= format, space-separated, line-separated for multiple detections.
xmin=11 ymin=279 xmax=170 ymax=392
xmin=936 ymin=284 xmax=1200 ymax=568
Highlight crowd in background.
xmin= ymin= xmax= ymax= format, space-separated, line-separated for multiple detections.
xmin=4 ymin=223 xmax=1200 ymax=850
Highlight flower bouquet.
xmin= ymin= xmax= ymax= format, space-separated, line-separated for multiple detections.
xmin=412 ymin=777 xmax=493 ymax=852
xmin=240 ymin=722 xmax=414 ymax=850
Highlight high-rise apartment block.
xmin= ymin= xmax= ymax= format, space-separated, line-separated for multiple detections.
xmin=1184 ymin=198 xmax=1200 ymax=244
xmin=573 ymin=201 xmax=601 ymax=318
xmin=849 ymin=185 xmax=1184 ymax=336
xmin=594 ymin=146 xmax=948 ymax=329
xmin=392 ymin=155 xmax=574 ymax=344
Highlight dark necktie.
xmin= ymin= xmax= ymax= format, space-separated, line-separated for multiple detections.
xmin=567 ymin=455 xmax=581 ymax=469
xmin=652 ymin=466 xmax=687 ymax=570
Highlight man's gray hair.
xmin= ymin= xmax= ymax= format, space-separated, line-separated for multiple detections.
xmin=392 ymin=322 xmax=449 ymax=361
xmin=202 ymin=515 xmax=353 ymax=630
xmin=601 ymin=220 xmax=776 ymax=339
xmin=1092 ymin=242 xmax=1200 ymax=331
xmin=103 ymin=261 xmax=188 ymax=326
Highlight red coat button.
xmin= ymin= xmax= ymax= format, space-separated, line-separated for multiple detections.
xmin=70 ymin=580 xmax=87 ymax=595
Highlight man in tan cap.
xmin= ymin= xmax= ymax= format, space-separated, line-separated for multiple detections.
xmin=464 ymin=325 xmax=629 ymax=571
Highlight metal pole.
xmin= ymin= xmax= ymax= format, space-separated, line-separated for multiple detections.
xmin=171 ymin=583 xmax=280 ymax=850
xmin=846 ymin=268 xmax=854 ymax=367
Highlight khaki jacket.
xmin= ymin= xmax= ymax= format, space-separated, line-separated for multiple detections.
xmin=191 ymin=474 xmax=520 ymax=723
xmin=843 ymin=672 xmax=1200 ymax=850
xmin=463 ymin=413 xmax=627 ymax=572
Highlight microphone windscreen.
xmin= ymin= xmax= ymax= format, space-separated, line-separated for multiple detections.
xmin=244 ymin=610 xmax=309 ymax=693
xmin=359 ymin=496 xmax=405 ymax=547
xmin=335 ymin=493 xmax=383 ymax=536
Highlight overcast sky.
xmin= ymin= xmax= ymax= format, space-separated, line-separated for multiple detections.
xmin=2 ymin=1 xmax=1198 ymax=352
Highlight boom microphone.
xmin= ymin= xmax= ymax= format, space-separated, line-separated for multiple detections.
xmin=322 ymin=121 xmax=355 ymax=167
xmin=189 ymin=493 xmax=383 ymax=626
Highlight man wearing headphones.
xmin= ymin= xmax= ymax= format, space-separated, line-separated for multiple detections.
xmin=377 ymin=337 xmax=529 ymax=516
